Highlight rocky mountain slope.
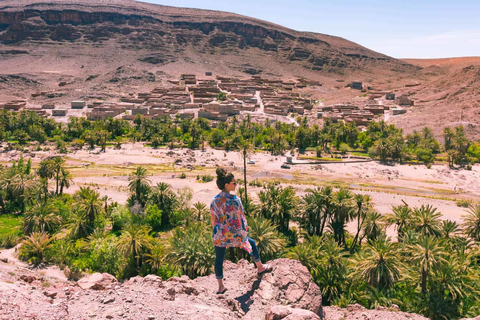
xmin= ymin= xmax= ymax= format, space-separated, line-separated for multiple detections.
xmin=0 ymin=255 xmax=434 ymax=320
xmin=0 ymin=0 xmax=416 ymax=82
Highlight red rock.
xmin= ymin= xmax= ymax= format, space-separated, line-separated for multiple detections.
xmin=77 ymin=273 xmax=117 ymax=290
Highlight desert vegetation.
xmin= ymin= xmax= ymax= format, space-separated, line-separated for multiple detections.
xmin=2 ymin=110 xmax=480 ymax=167
xmin=3 ymin=109 xmax=480 ymax=319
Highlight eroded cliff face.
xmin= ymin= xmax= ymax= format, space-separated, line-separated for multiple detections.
xmin=0 ymin=1 xmax=417 ymax=75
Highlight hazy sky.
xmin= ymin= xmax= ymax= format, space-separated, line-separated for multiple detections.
xmin=141 ymin=0 xmax=480 ymax=59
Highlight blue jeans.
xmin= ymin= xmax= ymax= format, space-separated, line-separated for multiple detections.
xmin=214 ymin=237 xmax=261 ymax=279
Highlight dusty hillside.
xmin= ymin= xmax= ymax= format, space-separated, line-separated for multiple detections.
xmin=388 ymin=63 xmax=480 ymax=138
xmin=402 ymin=57 xmax=480 ymax=69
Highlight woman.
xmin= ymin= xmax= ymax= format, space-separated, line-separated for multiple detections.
xmin=210 ymin=168 xmax=272 ymax=294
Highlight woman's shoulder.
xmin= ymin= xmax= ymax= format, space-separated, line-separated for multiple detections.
xmin=211 ymin=192 xmax=228 ymax=203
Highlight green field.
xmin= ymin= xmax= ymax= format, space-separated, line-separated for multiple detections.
xmin=0 ymin=214 xmax=22 ymax=235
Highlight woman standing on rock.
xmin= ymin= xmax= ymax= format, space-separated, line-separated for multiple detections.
xmin=210 ymin=168 xmax=272 ymax=294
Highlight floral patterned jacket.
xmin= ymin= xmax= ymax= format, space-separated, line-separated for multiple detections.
xmin=210 ymin=191 xmax=252 ymax=253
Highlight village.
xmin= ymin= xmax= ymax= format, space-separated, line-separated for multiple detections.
xmin=0 ymin=73 xmax=415 ymax=128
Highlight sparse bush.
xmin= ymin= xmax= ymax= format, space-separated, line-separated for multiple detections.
xmin=201 ymin=174 xmax=213 ymax=183
xmin=0 ymin=232 xmax=20 ymax=249
xmin=179 ymin=172 xmax=187 ymax=179
xmin=19 ymin=232 xmax=54 ymax=265
xmin=457 ymin=199 xmax=472 ymax=208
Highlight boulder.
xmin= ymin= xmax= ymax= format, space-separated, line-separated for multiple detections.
xmin=77 ymin=273 xmax=117 ymax=290
xmin=265 ymin=305 xmax=320 ymax=320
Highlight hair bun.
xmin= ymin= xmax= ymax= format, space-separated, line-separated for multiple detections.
xmin=216 ymin=167 xmax=227 ymax=179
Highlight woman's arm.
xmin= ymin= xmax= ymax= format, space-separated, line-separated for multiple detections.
xmin=210 ymin=201 xmax=216 ymax=229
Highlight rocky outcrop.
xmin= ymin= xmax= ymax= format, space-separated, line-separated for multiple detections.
xmin=0 ymin=257 xmax=322 ymax=319
xmin=77 ymin=272 xmax=118 ymax=290
xmin=0 ymin=256 xmax=470 ymax=320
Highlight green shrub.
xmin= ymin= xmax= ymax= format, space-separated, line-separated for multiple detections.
xmin=145 ymin=204 xmax=162 ymax=232
xmin=111 ymin=205 xmax=132 ymax=232
xmin=89 ymin=236 xmax=123 ymax=277
xmin=0 ymin=232 xmax=20 ymax=249
xmin=179 ymin=172 xmax=187 ymax=179
xmin=201 ymin=175 xmax=213 ymax=183
xmin=456 ymin=199 xmax=472 ymax=208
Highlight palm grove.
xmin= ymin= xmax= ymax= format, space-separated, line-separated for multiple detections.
xmin=2 ymin=110 xmax=480 ymax=319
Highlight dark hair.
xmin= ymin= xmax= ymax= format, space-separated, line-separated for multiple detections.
xmin=216 ymin=167 xmax=234 ymax=190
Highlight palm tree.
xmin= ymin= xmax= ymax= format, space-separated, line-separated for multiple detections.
xmin=165 ymin=223 xmax=215 ymax=278
xmin=66 ymin=211 xmax=91 ymax=239
xmin=383 ymin=205 xmax=413 ymax=240
xmin=146 ymin=241 xmax=167 ymax=272
xmin=192 ymin=201 xmax=209 ymax=222
xmin=318 ymin=186 xmax=333 ymax=236
xmin=8 ymin=172 xmax=35 ymax=213
xmin=128 ymin=167 xmax=151 ymax=207
xmin=362 ymin=211 xmax=384 ymax=242
xmin=312 ymin=236 xmax=348 ymax=305
xmin=410 ymin=235 xmax=447 ymax=294
xmin=23 ymin=203 xmax=62 ymax=235
xmin=20 ymin=231 xmax=54 ymax=265
xmin=413 ymin=205 xmax=442 ymax=237
xmin=462 ymin=204 xmax=480 ymax=241
xmin=441 ymin=220 xmax=461 ymax=239
xmin=352 ymin=234 xmax=402 ymax=290
xmin=59 ymin=168 xmax=73 ymax=195
xmin=239 ymin=140 xmax=253 ymax=214
xmin=117 ymin=224 xmax=152 ymax=272
xmin=258 ymin=184 xmax=297 ymax=234
xmin=351 ymin=194 xmax=373 ymax=250
xmin=329 ymin=188 xmax=355 ymax=247
xmin=38 ymin=158 xmax=54 ymax=183
xmin=301 ymin=187 xmax=324 ymax=236
xmin=287 ymin=235 xmax=322 ymax=271
xmin=149 ymin=182 xmax=178 ymax=227
xmin=246 ymin=215 xmax=287 ymax=261
xmin=52 ymin=157 xmax=65 ymax=195
xmin=75 ymin=187 xmax=103 ymax=235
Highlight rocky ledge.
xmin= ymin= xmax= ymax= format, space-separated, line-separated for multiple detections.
xmin=0 ymin=257 xmax=453 ymax=320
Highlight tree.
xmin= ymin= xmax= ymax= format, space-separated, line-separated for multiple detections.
xmin=74 ymin=187 xmax=103 ymax=236
xmin=329 ymin=188 xmax=355 ymax=247
xmin=8 ymin=172 xmax=35 ymax=213
xmin=300 ymin=187 xmax=325 ymax=236
xmin=383 ymin=205 xmax=413 ymax=241
xmin=362 ymin=211 xmax=384 ymax=243
xmin=192 ymin=201 xmax=209 ymax=222
xmin=352 ymin=234 xmax=402 ymax=290
xmin=52 ymin=156 xmax=66 ymax=195
xmin=258 ymin=184 xmax=297 ymax=234
xmin=351 ymin=194 xmax=373 ymax=251
xmin=23 ymin=203 xmax=62 ymax=235
xmin=462 ymin=204 xmax=480 ymax=241
xmin=413 ymin=205 xmax=442 ymax=237
xmin=128 ymin=167 xmax=151 ymax=207
xmin=117 ymin=224 xmax=152 ymax=273
xmin=148 ymin=182 xmax=178 ymax=227
xmin=246 ymin=216 xmax=287 ymax=261
xmin=165 ymin=223 xmax=215 ymax=278
xmin=410 ymin=235 xmax=447 ymax=294
xmin=59 ymin=168 xmax=73 ymax=195
xmin=239 ymin=140 xmax=253 ymax=214
xmin=19 ymin=231 xmax=54 ymax=265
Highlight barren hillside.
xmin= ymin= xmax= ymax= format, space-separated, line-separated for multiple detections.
xmin=0 ymin=0 xmax=417 ymax=100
